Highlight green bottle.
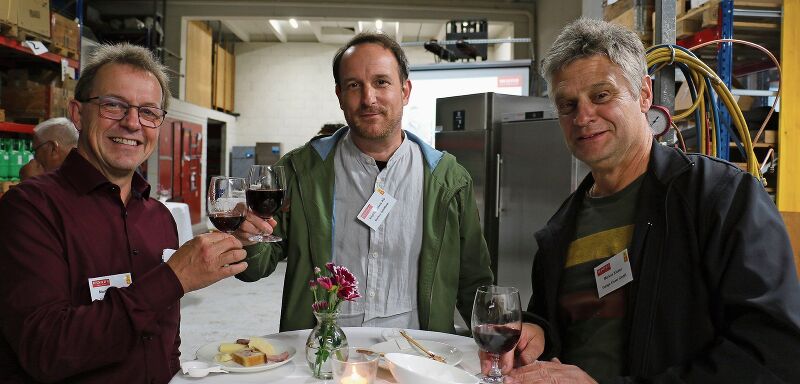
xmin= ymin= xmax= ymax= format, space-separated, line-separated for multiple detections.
xmin=10 ymin=139 xmax=23 ymax=181
xmin=0 ymin=139 xmax=10 ymax=181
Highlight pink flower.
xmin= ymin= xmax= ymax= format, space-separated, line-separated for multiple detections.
xmin=325 ymin=262 xmax=335 ymax=273
xmin=312 ymin=301 xmax=329 ymax=311
xmin=332 ymin=265 xmax=357 ymax=289
xmin=314 ymin=267 xmax=321 ymax=274
xmin=338 ymin=285 xmax=361 ymax=301
xmin=316 ymin=276 xmax=334 ymax=291
xmin=308 ymin=279 xmax=317 ymax=288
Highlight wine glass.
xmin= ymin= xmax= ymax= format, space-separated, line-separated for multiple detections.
xmin=207 ymin=176 xmax=247 ymax=234
xmin=472 ymin=285 xmax=522 ymax=384
xmin=246 ymin=165 xmax=286 ymax=242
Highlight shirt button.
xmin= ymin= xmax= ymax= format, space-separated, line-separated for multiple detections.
xmin=132 ymin=249 xmax=139 ymax=256
xmin=142 ymin=335 xmax=152 ymax=341
xmin=370 ymin=253 xmax=377 ymax=259
xmin=369 ymin=290 xmax=375 ymax=297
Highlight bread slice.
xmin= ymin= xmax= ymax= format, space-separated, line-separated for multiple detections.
xmin=231 ymin=348 xmax=266 ymax=367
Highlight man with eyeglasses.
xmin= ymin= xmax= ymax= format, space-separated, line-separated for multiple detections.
xmin=19 ymin=117 xmax=78 ymax=181
xmin=0 ymin=43 xmax=247 ymax=383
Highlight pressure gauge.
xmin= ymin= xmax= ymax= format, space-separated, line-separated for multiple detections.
xmin=647 ymin=105 xmax=672 ymax=138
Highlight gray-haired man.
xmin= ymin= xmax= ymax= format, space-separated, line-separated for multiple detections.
xmin=20 ymin=117 xmax=79 ymax=180
xmin=482 ymin=18 xmax=800 ymax=384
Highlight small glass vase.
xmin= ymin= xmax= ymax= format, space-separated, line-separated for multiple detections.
xmin=305 ymin=311 xmax=348 ymax=379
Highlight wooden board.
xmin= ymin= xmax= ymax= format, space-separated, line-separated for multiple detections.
xmin=185 ymin=21 xmax=212 ymax=109
xmin=780 ymin=212 xmax=800 ymax=278
xmin=224 ymin=46 xmax=234 ymax=112
xmin=778 ymin=0 xmax=799 ymax=212
xmin=212 ymin=43 xmax=225 ymax=109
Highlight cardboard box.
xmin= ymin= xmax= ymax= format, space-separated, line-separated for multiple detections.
xmin=51 ymin=12 xmax=78 ymax=52
xmin=18 ymin=0 xmax=49 ymax=38
xmin=0 ymin=0 xmax=19 ymax=25
xmin=604 ymin=0 xmax=654 ymax=40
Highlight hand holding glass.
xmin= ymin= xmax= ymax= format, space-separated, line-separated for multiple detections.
xmin=207 ymin=176 xmax=247 ymax=234
xmin=472 ymin=285 xmax=522 ymax=384
xmin=246 ymin=165 xmax=286 ymax=242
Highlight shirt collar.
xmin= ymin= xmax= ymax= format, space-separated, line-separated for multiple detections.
xmin=60 ymin=149 xmax=152 ymax=199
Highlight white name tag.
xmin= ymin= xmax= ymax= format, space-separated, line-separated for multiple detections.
xmin=357 ymin=188 xmax=397 ymax=231
xmin=88 ymin=273 xmax=132 ymax=301
xmin=594 ymin=249 xmax=633 ymax=298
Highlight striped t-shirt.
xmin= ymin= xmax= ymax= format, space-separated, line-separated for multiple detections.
xmin=558 ymin=175 xmax=644 ymax=380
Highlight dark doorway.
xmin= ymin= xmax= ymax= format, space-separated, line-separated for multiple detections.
xmin=206 ymin=119 xmax=226 ymax=212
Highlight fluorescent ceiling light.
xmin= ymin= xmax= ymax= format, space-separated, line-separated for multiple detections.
xmin=289 ymin=18 xmax=299 ymax=29
xmin=375 ymin=19 xmax=383 ymax=30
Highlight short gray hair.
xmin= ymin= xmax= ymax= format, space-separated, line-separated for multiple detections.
xmin=34 ymin=117 xmax=78 ymax=147
xmin=541 ymin=18 xmax=647 ymax=99
xmin=75 ymin=43 xmax=171 ymax=109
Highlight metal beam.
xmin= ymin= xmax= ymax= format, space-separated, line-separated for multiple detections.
xmin=267 ymin=19 xmax=287 ymax=43
xmin=654 ymin=0 xmax=676 ymax=113
xmin=220 ymin=19 xmax=250 ymax=42
xmin=716 ymin=0 xmax=733 ymax=159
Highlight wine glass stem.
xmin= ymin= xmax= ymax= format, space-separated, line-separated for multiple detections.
xmin=488 ymin=353 xmax=502 ymax=380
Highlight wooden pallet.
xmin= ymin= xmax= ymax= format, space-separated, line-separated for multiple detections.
xmin=0 ymin=20 xmax=19 ymax=39
xmin=48 ymin=44 xmax=79 ymax=60
xmin=677 ymin=0 xmax=781 ymax=36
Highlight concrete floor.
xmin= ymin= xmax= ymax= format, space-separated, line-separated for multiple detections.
xmin=178 ymin=221 xmax=286 ymax=360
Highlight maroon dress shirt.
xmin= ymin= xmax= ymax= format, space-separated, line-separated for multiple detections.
xmin=0 ymin=150 xmax=184 ymax=383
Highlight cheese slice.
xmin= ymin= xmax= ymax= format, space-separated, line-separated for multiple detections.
xmin=248 ymin=337 xmax=277 ymax=355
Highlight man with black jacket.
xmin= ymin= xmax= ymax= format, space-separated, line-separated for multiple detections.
xmin=481 ymin=18 xmax=800 ymax=383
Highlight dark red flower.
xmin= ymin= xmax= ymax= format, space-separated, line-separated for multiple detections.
xmin=312 ymin=301 xmax=329 ymax=311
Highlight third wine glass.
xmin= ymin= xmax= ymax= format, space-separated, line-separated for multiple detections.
xmin=472 ymin=285 xmax=522 ymax=384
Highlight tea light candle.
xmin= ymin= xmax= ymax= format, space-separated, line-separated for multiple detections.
xmin=340 ymin=371 xmax=367 ymax=384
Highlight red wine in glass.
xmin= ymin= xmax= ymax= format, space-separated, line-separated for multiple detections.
xmin=245 ymin=189 xmax=284 ymax=218
xmin=208 ymin=213 xmax=245 ymax=233
xmin=246 ymin=165 xmax=286 ymax=242
xmin=472 ymin=285 xmax=522 ymax=384
xmin=472 ymin=324 xmax=522 ymax=355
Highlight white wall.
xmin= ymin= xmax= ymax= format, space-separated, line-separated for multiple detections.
xmin=234 ymin=42 xmax=439 ymax=152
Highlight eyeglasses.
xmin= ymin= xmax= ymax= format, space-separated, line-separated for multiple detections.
xmin=80 ymin=96 xmax=167 ymax=128
xmin=32 ymin=140 xmax=55 ymax=160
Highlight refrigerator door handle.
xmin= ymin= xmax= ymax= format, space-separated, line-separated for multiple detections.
xmin=496 ymin=153 xmax=502 ymax=218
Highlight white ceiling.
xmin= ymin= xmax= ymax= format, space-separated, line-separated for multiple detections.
xmin=213 ymin=17 xmax=514 ymax=45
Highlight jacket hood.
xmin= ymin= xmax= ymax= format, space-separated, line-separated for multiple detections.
xmin=310 ymin=127 xmax=445 ymax=172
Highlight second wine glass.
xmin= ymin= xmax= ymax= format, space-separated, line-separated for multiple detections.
xmin=472 ymin=285 xmax=522 ymax=384
xmin=246 ymin=165 xmax=286 ymax=242
xmin=207 ymin=176 xmax=247 ymax=234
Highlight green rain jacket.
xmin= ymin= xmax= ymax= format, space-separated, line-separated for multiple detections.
xmin=236 ymin=128 xmax=494 ymax=333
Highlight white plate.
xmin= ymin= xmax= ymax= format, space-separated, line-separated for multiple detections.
xmin=370 ymin=339 xmax=463 ymax=367
xmin=195 ymin=338 xmax=296 ymax=373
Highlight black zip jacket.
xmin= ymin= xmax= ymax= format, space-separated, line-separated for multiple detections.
xmin=528 ymin=140 xmax=800 ymax=383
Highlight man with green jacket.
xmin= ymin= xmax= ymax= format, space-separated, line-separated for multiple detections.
xmin=235 ymin=32 xmax=493 ymax=333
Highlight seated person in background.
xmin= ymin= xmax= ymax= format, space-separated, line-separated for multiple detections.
xmin=0 ymin=43 xmax=247 ymax=384
xmin=20 ymin=117 xmax=78 ymax=180
xmin=482 ymin=18 xmax=800 ymax=384
xmin=235 ymin=32 xmax=493 ymax=333
xmin=19 ymin=158 xmax=44 ymax=181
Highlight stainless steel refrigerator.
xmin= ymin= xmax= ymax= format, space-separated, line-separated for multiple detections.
xmin=435 ymin=92 xmax=589 ymax=304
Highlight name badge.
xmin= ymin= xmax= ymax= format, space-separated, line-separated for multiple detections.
xmin=88 ymin=273 xmax=132 ymax=301
xmin=357 ymin=188 xmax=397 ymax=231
xmin=594 ymin=249 xmax=633 ymax=298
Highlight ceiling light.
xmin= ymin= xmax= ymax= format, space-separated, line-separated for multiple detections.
xmin=375 ymin=19 xmax=383 ymax=30
xmin=289 ymin=18 xmax=299 ymax=29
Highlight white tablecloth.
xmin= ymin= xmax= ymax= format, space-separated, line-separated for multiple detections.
xmin=163 ymin=202 xmax=193 ymax=246
xmin=169 ymin=327 xmax=480 ymax=383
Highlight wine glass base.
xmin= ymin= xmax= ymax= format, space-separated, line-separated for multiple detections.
xmin=248 ymin=234 xmax=283 ymax=243
xmin=477 ymin=373 xmax=505 ymax=384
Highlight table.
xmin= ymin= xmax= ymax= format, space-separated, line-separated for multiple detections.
xmin=163 ymin=201 xmax=193 ymax=246
xmin=170 ymin=327 xmax=480 ymax=383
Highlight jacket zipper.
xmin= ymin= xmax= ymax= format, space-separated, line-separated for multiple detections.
xmin=636 ymin=179 xmax=674 ymax=374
